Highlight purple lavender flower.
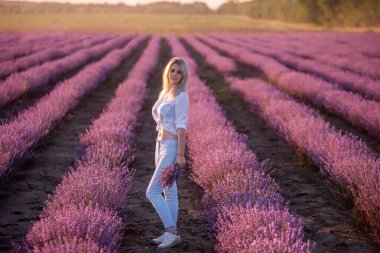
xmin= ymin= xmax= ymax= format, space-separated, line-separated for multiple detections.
xmin=166 ymin=34 xmax=312 ymax=252
xmin=159 ymin=164 xmax=181 ymax=189
xmin=22 ymin=35 xmax=162 ymax=252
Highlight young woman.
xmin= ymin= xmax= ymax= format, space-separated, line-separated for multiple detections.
xmin=146 ymin=57 xmax=190 ymax=249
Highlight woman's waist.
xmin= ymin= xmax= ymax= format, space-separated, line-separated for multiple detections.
xmin=157 ymin=127 xmax=177 ymax=141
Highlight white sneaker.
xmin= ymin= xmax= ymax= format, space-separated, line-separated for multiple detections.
xmin=151 ymin=232 xmax=167 ymax=245
xmin=157 ymin=232 xmax=182 ymax=248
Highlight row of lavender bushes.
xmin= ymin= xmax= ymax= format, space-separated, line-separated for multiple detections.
xmin=0 ymin=34 xmax=130 ymax=108
xmin=0 ymin=33 xmax=71 ymax=61
xmin=0 ymin=35 xmax=145 ymax=178
xmin=167 ymin=34 xmax=312 ymax=252
xmin=257 ymin=33 xmax=380 ymax=59
xmin=0 ymin=33 xmax=73 ymax=56
xmin=227 ymin=76 xmax=380 ymax=243
xmin=309 ymin=33 xmax=380 ymax=58
xmin=0 ymin=33 xmax=66 ymax=49
xmin=197 ymin=35 xmax=380 ymax=140
xmin=225 ymin=33 xmax=379 ymax=92
xmin=240 ymin=34 xmax=380 ymax=80
xmin=20 ymin=35 xmax=161 ymax=252
xmin=182 ymin=35 xmax=236 ymax=74
xmin=221 ymin=35 xmax=380 ymax=101
xmin=0 ymin=34 xmax=110 ymax=79
xmin=242 ymin=33 xmax=380 ymax=80
xmin=184 ymin=34 xmax=380 ymax=242
xmin=0 ymin=33 xmax=22 ymax=46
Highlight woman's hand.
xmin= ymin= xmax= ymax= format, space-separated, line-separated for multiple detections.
xmin=175 ymin=155 xmax=186 ymax=169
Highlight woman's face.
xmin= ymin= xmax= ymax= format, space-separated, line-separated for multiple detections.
xmin=169 ymin=63 xmax=183 ymax=86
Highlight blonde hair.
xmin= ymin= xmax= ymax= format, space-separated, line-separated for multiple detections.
xmin=159 ymin=57 xmax=189 ymax=99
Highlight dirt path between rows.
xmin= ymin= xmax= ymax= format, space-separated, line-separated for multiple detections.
xmin=183 ymin=39 xmax=380 ymax=253
xmin=0 ymin=38 xmax=148 ymax=252
xmin=119 ymin=39 xmax=215 ymax=253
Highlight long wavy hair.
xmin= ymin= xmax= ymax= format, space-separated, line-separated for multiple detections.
xmin=159 ymin=57 xmax=189 ymax=99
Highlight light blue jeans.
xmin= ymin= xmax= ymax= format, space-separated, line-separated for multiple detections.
xmin=146 ymin=139 xmax=178 ymax=230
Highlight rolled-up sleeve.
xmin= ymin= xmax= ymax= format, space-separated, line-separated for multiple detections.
xmin=175 ymin=92 xmax=189 ymax=131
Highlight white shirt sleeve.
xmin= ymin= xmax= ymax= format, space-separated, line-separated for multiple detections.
xmin=175 ymin=92 xmax=189 ymax=131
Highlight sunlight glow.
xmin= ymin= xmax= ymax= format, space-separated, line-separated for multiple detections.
xmin=9 ymin=0 xmax=236 ymax=10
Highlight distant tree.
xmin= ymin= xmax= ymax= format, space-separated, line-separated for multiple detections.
xmin=216 ymin=0 xmax=380 ymax=27
xmin=217 ymin=0 xmax=240 ymax=14
xmin=0 ymin=0 xmax=379 ymax=27
xmin=186 ymin=2 xmax=211 ymax=14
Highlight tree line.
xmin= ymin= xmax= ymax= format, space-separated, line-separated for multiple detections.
xmin=218 ymin=0 xmax=380 ymax=27
xmin=1 ymin=0 xmax=379 ymax=27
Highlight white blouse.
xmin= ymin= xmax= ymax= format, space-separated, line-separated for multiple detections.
xmin=152 ymin=91 xmax=190 ymax=136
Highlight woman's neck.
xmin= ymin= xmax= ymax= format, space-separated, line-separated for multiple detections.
xmin=167 ymin=87 xmax=177 ymax=100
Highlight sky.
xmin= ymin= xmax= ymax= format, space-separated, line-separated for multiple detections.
xmin=14 ymin=0 xmax=239 ymax=10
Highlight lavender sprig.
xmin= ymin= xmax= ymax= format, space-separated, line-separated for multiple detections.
xmin=159 ymin=163 xmax=181 ymax=189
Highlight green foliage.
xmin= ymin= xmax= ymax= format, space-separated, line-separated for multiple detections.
xmin=0 ymin=0 xmax=378 ymax=27
xmin=217 ymin=0 xmax=380 ymax=27
xmin=217 ymin=1 xmax=240 ymax=14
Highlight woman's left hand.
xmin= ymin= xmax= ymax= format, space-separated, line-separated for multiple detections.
xmin=175 ymin=155 xmax=186 ymax=169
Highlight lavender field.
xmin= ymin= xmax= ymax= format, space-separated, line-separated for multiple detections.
xmin=0 ymin=32 xmax=380 ymax=253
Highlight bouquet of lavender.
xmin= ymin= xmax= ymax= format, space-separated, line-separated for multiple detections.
xmin=159 ymin=163 xmax=181 ymax=189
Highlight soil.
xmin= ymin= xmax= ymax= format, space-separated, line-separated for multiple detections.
xmin=0 ymin=38 xmax=149 ymax=252
xmin=0 ymin=37 xmax=215 ymax=253
xmin=1 ymin=34 xmax=379 ymax=253
xmin=119 ymin=39 xmax=215 ymax=253
xmin=182 ymin=38 xmax=380 ymax=253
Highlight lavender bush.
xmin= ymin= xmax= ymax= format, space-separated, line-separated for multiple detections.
xmin=0 ymin=35 xmax=145 ymax=178
xmin=43 ymin=160 xmax=133 ymax=216
xmin=227 ymin=76 xmax=380 ymax=242
xmin=215 ymin=204 xmax=311 ymax=253
xmin=182 ymin=35 xmax=236 ymax=74
xmin=0 ymin=34 xmax=130 ymax=108
xmin=0 ymin=33 xmax=21 ymax=46
xmin=236 ymin=34 xmax=380 ymax=80
xmin=0 ymin=34 xmax=110 ymax=79
xmin=198 ymin=34 xmax=380 ymax=140
xmin=243 ymin=33 xmax=380 ymax=59
xmin=186 ymin=32 xmax=380 ymax=242
xmin=219 ymin=35 xmax=380 ymax=101
xmin=0 ymin=33 xmax=69 ymax=61
xmin=25 ymin=203 xmax=123 ymax=251
xmin=166 ymin=34 xmax=312 ymax=252
xmin=24 ymin=238 xmax=109 ymax=253
xmin=22 ymin=36 xmax=161 ymax=252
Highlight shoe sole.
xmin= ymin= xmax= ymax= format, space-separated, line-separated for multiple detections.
xmin=158 ymin=237 xmax=182 ymax=248
xmin=151 ymin=233 xmax=168 ymax=245
xmin=151 ymin=239 xmax=162 ymax=245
